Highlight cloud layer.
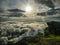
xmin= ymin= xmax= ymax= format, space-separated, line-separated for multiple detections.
xmin=0 ymin=22 xmax=47 ymax=44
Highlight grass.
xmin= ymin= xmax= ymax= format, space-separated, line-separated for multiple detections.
xmin=43 ymin=36 xmax=60 ymax=45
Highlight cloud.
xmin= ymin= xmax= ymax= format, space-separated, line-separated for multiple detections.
xmin=0 ymin=22 xmax=47 ymax=44
xmin=45 ymin=15 xmax=60 ymax=22
xmin=37 ymin=8 xmax=60 ymax=16
xmin=34 ymin=0 xmax=55 ymax=9
xmin=0 ymin=0 xmax=26 ymax=9
xmin=0 ymin=37 xmax=8 ymax=45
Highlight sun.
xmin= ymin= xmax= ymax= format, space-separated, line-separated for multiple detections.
xmin=25 ymin=5 xmax=32 ymax=12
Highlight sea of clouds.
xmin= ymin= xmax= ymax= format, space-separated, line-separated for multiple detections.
xmin=0 ymin=22 xmax=48 ymax=45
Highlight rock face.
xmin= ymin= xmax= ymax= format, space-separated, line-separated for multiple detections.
xmin=47 ymin=21 xmax=60 ymax=35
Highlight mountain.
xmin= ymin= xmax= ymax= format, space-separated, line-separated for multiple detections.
xmin=8 ymin=9 xmax=25 ymax=12
xmin=47 ymin=21 xmax=60 ymax=35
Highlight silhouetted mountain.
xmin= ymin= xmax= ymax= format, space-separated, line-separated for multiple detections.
xmin=37 ymin=8 xmax=60 ymax=16
xmin=8 ymin=9 xmax=25 ymax=12
xmin=47 ymin=21 xmax=60 ymax=35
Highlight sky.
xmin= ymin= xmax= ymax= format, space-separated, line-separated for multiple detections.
xmin=0 ymin=0 xmax=60 ymax=13
xmin=0 ymin=0 xmax=60 ymax=44
xmin=0 ymin=0 xmax=60 ymax=22
xmin=0 ymin=0 xmax=60 ymax=9
xmin=0 ymin=0 xmax=25 ymax=9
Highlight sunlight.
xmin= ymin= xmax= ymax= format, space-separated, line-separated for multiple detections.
xmin=25 ymin=5 xmax=32 ymax=12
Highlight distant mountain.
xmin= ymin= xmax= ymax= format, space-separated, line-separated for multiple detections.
xmin=37 ymin=8 xmax=60 ymax=16
xmin=8 ymin=9 xmax=25 ymax=12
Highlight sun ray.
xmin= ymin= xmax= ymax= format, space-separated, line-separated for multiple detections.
xmin=25 ymin=5 xmax=32 ymax=12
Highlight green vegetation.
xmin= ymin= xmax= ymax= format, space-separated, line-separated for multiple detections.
xmin=43 ymin=36 xmax=60 ymax=45
xmin=44 ymin=21 xmax=60 ymax=45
